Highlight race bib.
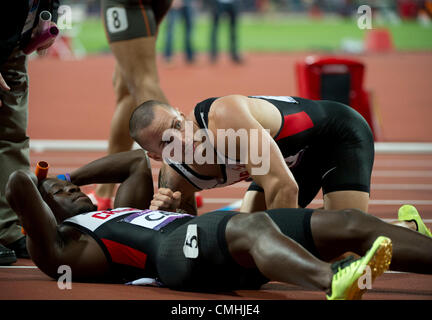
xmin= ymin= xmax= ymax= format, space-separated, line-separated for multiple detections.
xmin=122 ymin=210 xmax=192 ymax=231
xmin=106 ymin=7 xmax=128 ymax=34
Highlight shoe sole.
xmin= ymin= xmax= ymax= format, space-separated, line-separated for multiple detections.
xmin=346 ymin=237 xmax=393 ymax=300
xmin=0 ymin=255 xmax=18 ymax=265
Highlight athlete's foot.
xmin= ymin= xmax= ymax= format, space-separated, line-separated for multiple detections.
xmin=398 ymin=205 xmax=432 ymax=237
xmin=326 ymin=236 xmax=392 ymax=300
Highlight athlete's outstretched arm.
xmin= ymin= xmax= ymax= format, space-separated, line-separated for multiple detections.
xmin=5 ymin=170 xmax=63 ymax=277
xmin=209 ymin=95 xmax=299 ymax=209
xmin=69 ymin=149 xmax=150 ymax=186
xmin=69 ymin=149 xmax=154 ymax=209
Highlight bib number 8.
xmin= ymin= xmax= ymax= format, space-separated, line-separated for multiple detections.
xmin=106 ymin=7 xmax=128 ymax=33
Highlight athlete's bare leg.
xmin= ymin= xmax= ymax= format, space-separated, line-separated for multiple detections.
xmin=109 ymin=37 xmax=169 ymax=106
xmin=226 ymin=212 xmax=333 ymax=292
xmin=324 ymin=190 xmax=417 ymax=231
xmin=95 ymin=24 xmax=169 ymax=201
xmin=95 ymin=66 xmax=135 ymax=198
xmin=242 ymin=190 xmax=370 ymax=214
xmin=323 ymin=190 xmax=369 ymax=212
xmin=239 ymin=190 xmax=266 ymax=213
xmin=310 ymin=209 xmax=432 ymax=274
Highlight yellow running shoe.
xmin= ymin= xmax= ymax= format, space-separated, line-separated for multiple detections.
xmin=327 ymin=236 xmax=393 ymax=300
xmin=398 ymin=204 xmax=432 ymax=238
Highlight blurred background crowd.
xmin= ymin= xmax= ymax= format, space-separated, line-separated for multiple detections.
xmin=73 ymin=0 xmax=432 ymax=19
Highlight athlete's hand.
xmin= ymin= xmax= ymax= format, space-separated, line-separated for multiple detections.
xmin=0 ymin=72 xmax=11 ymax=107
xmin=150 ymin=188 xmax=181 ymax=211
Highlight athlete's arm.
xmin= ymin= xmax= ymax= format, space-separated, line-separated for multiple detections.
xmin=155 ymin=163 xmax=200 ymax=215
xmin=209 ymin=95 xmax=299 ymax=209
xmin=5 ymin=170 xmax=69 ymax=277
xmin=69 ymin=149 xmax=150 ymax=186
xmin=5 ymin=170 xmax=110 ymax=280
xmin=69 ymin=149 xmax=154 ymax=209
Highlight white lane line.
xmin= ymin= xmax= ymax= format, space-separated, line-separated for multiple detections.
xmin=374 ymin=142 xmax=432 ymax=154
xmin=30 ymin=157 xmax=432 ymax=169
xmin=371 ymin=184 xmax=432 ymax=190
xmin=203 ymin=198 xmax=432 ymax=206
xmin=374 ymin=160 xmax=432 ymax=167
xmin=0 ymin=266 xmax=38 ymax=269
xmin=204 ymin=198 xmax=242 ymax=204
xmin=30 ymin=140 xmax=432 ymax=153
xmin=200 ymin=183 xmax=432 ymax=190
xmin=313 ymin=199 xmax=432 ymax=205
xmin=383 ymin=218 xmax=432 ymax=223
xmin=373 ymin=171 xmax=432 ymax=177
xmin=40 ymin=167 xmax=432 ymax=179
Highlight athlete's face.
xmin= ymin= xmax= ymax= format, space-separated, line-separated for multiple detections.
xmin=135 ymin=105 xmax=187 ymax=161
xmin=39 ymin=178 xmax=96 ymax=223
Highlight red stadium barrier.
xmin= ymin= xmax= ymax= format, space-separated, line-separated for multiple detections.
xmin=295 ymin=56 xmax=381 ymax=141
xmin=365 ymin=28 xmax=394 ymax=53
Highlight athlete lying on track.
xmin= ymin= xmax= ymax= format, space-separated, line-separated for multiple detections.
xmin=5 ymin=150 xmax=432 ymax=299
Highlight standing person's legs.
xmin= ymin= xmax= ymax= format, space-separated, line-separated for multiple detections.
xmin=163 ymin=9 xmax=177 ymax=62
xmin=0 ymin=48 xmax=30 ymax=257
xmin=183 ymin=5 xmax=195 ymax=63
xmin=228 ymin=2 xmax=240 ymax=62
xmin=210 ymin=4 xmax=221 ymax=62
xmin=95 ymin=0 xmax=172 ymax=203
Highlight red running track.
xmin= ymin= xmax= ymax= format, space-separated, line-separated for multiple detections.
xmin=1 ymin=53 xmax=431 ymax=300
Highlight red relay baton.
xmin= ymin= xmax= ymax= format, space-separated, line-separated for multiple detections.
xmin=23 ymin=11 xmax=59 ymax=55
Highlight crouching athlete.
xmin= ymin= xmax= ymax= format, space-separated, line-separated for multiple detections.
xmin=5 ymin=150 xmax=432 ymax=300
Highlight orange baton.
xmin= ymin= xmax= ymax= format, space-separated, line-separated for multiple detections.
xmin=35 ymin=161 xmax=49 ymax=181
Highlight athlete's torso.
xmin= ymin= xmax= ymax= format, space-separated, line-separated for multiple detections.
xmin=167 ymin=96 xmax=340 ymax=190
xmin=62 ymin=207 xmax=194 ymax=281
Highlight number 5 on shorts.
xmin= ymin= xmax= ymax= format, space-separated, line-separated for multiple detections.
xmin=183 ymin=224 xmax=199 ymax=259
xmin=106 ymin=7 xmax=128 ymax=34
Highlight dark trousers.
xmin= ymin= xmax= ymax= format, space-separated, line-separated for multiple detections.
xmin=0 ymin=48 xmax=30 ymax=246
xmin=210 ymin=1 xmax=240 ymax=61
xmin=164 ymin=5 xmax=195 ymax=62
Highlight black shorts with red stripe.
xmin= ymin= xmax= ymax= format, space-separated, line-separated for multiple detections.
xmin=247 ymin=96 xmax=374 ymax=207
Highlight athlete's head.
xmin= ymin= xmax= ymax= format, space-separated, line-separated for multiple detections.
xmin=129 ymin=100 xmax=187 ymax=161
xmin=39 ymin=178 xmax=96 ymax=223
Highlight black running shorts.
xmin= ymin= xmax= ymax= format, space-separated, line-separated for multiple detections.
xmin=156 ymin=208 xmax=318 ymax=291
xmin=101 ymin=0 xmax=172 ymax=42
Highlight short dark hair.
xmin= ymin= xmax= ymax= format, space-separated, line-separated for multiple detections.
xmin=129 ymin=100 xmax=168 ymax=139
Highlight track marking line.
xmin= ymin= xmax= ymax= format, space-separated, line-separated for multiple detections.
xmin=30 ymin=140 xmax=432 ymax=153
xmin=205 ymin=198 xmax=432 ymax=206
xmin=0 ymin=266 xmax=38 ymax=269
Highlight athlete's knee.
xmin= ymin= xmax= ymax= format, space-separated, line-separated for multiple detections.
xmin=339 ymin=208 xmax=378 ymax=238
xmin=234 ymin=212 xmax=278 ymax=239
xmin=112 ymin=69 xmax=130 ymax=100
